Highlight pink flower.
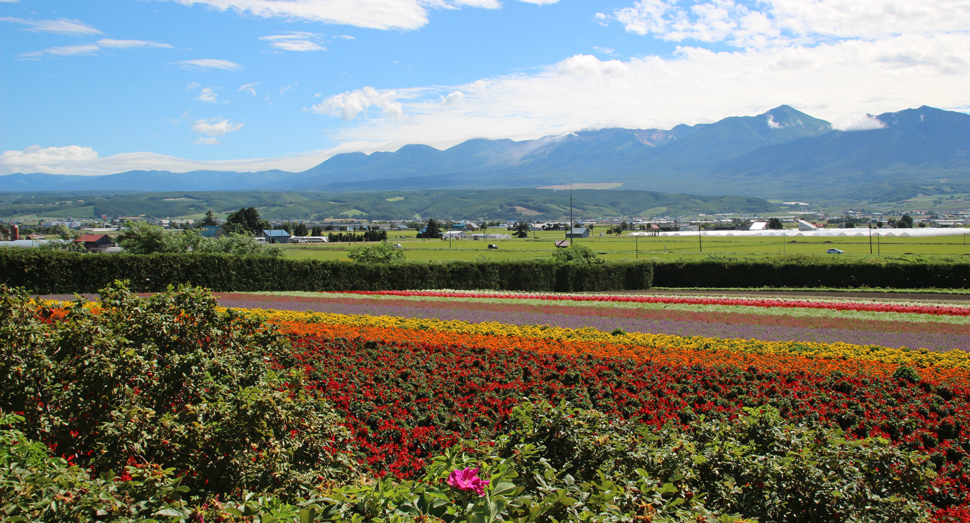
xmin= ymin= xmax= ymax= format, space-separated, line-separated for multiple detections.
xmin=447 ymin=467 xmax=489 ymax=496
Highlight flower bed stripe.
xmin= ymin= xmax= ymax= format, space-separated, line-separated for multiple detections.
xmin=338 ymin=290 xmax=970 ymax=316
xmin=237 ymin=308 xmax=970 ymax=386
xmin=216 ymin=294 xmax=970 ymax=353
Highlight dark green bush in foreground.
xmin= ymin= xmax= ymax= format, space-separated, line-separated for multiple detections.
xmin=0 ymin=282 xmax=356 ymax=503
xmin=2 ymin=401 xmax=934 ymax=522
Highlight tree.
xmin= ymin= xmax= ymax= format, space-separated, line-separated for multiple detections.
xmin=118 ymin=220 xmax=282 ymax=257
xmin=224 ymin=207 xmax=269 ymax=235
xmin=767 ymin=218 xmax=785 ymax=230
xmin=552 ymin=244 xmax=604 ymax=265
xmin=899 ymin=214 xmax=914 ymax=228
xmin=514 ymin=222 xmax=529 ymax=238
xmin=199 ymin=210 xmax=218 ymax=227
xmin=294 ymin=223 xmax=309 ymax=236
xmin=311 ymin=225 xmax=323 ymax=236
xmin=480 ymin=221 xmax=488 ymax=232
xmin=420 ymin=218 xmax=442 ymax=239
xmin=348 ymin=241 xmax=405 ymax=263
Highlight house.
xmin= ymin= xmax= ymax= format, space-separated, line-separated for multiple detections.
xmin=565 ymin=227 xmax=590 ymax=239
xmin=74 ymin=234 xmax=115 ymax=252
xmin=259 ymin=230 xmax=291 ymax=244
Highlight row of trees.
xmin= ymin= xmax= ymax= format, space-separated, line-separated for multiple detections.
xmin=118 ymin=221 xmax=283 ymax=257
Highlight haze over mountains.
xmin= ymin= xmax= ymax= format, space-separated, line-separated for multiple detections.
xmin=3 ymin=105 xmax=968 ymax=201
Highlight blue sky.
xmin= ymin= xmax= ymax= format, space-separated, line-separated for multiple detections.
xmin=1 ymin=0 xmax=968 ymax=175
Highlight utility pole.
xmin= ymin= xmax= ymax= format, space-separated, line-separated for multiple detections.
xmin=869 ymin=223 xmax=873 ymax=254
xmin=698 ymin=226 xmax=702 ymax=253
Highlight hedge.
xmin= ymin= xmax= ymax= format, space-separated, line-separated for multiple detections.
xmin=652 ymin=257 xmax=970 ymax=289
xmin=0 ymin=249 xmax=653 ymax=294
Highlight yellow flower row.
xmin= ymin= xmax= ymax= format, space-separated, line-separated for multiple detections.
xmin=241 ymin=307 xmax=970 ymax=372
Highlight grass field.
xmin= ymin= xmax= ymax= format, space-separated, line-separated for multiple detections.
xmin=284 ymin=229 xmax=970 ymax=262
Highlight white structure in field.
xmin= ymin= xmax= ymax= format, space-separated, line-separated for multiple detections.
xmin=628 ymin=228 xmax=968 ymax=239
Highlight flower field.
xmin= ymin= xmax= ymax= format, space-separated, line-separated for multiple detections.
xmin=204 ymin=290 xmax=970 ymax=520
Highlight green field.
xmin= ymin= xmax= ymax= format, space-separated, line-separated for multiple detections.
xmin=284 ymin=229 xmax=970 ymax=263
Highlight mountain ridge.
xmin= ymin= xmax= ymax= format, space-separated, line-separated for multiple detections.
xmin=3 ymin=105 xmax=968 ymax=201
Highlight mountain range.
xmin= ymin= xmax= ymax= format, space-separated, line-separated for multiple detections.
xmin=3 ymin=105 xmax=968 ymax=201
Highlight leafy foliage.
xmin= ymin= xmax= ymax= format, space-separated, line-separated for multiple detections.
xmin=0 ymin=249 xmax=653 ymax=293
xmin=224 ymin=206 xmax=270 ymax=234
xmin=0 ymin=282 xmax=356 ymax=500
xmin=552 ymin=244 xmax=604 ymax=265
xmin=117 ymin=220 xmax=283 ymax=257
xmin=348 ymin=241 xmax=405 ymax=264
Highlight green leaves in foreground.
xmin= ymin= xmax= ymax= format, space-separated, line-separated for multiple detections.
xmin=0 ymin=281 xmax=357 ymax=502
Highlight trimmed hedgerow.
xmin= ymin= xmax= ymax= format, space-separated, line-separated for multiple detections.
xmin=0 ymin=249 xmax=652 ymax=293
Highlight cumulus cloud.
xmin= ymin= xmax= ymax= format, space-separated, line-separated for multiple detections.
xmin=260 ymin=32 xmax=325 ymax=51
xmin=304 ymin=31 xmax=970 ymax=154
xmin=833 ymin=114 xmax=888 ymax=131
xmin=0 ymin=16 xmax=102 ymax=35
xmin=162 ymin=0 xmax=431 ymax=30
xmin=160 ymin=0 xmax=559 ymax=31
xmin=441 ymin=91 xmax=465 ymax=105
xmin=606 ymin=0 xmax=970 ymax=48
xmin=0 ymin=145 xmax=99 ymax=175
xmin=176 ymin=59 xmax=242 ymax=71
xmin=196 ymin=87 xmax=218 ymax=102
xmin=312 ymin=86 xmax=405 ymax=120
xmin=0 ymin=145 xmax=339 ymax=176
xmin=191 ymin=118 xmax=244 ymax=136
xmin=556 ymin=54 xmax=628 ymax=76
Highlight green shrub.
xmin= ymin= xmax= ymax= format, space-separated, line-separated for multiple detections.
xmin=0 ymin=282 xmax=356 ymax=500
xmin=0 ymin=249 xmax=653 ymax=293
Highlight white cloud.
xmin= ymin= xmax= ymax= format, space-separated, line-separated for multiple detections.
xmin=0 ymin=145 xmax=98 ymax=175
xmin=441 ymin=91 xmax=464 ymax=105
xmin=311 ymin=86 xmax=405 ymax=120
xmin=187 ymin=82 xmax=201 ymax=90
xmin=162 ymin=0 xmax=432 ymax=30
xmin=0 ymin=16 xmax=102 ymax=35
xmin=260 ymin=32 xmax=325 ymax=51
xmin=280 ymin=83 xmax=296 ymax=95
xmin=305 ymin=32 xmax=970 ymax=154
xmin=0 ymin=145 xmax=339 ymax=175
xmin=594 ymin=46 xmax=615 ymax=55
xmin=453 ymin=0 xmax=501 ymax=8
xmin=607 ymin=0 xmax=970 ymax=49
xmin=196 ymin=87 xmax=218 ymax=102
xmin=191 ymin=118 xmax=244 ymax=136
xmin=238 ymin=82 xmax=258 ymax=96
xmin=160 ymin=0 xmax=557 ymax=30
xmin=194 ymin=137 xmax=223 ymax=145
xmin=175 ymin=59 xmax=242 ymax=71
xmin=97 ymin=39 xmax=173 ymax=49
xmin=22 ymin=38 xmax=173 ymax=59
xmin=556 ymin=54 xmax=628 ymax=76
xmin=46 ymin=44 xmax=101 ymax=56
xmin=833 ymin=114 xmax=888 ymax=131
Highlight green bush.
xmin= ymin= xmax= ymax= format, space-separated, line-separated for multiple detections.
xmin=0 ymin=249 xmax=653 ymax=293
xmin=653 ymin=255 xmax=970 ymax=288
xmin=0 ymin=282 xmax=356 ymax=501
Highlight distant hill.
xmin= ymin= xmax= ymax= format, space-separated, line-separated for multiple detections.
xmin=0 ymin=189 xmax=777 ymax=222
xmin=3 ymin=105 xmax=968 ymax=201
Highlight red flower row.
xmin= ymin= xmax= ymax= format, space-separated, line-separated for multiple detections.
xmin=338 ymin=290 xmax=970 ymax=316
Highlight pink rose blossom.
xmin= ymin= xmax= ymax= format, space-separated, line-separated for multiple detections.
xmin=447 ymin=467 xmax=489 ymax=496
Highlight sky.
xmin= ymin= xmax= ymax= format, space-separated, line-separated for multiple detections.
xmin=1 ymin=0 xmax=968 ymax=176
